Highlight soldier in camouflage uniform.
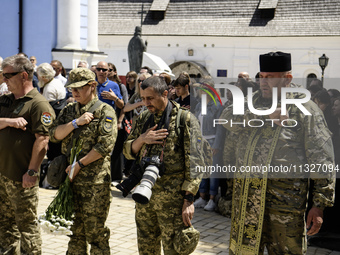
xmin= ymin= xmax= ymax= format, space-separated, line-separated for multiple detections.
xmin=220 ymin=52 xmax=335 ymax=255
xmin=49 ymin=68 xmax=117 ymax=255
xmin=123 ymin=76 xmax=203 ymax=254
xmin=0 ymin=55 xmax=55 ymax=254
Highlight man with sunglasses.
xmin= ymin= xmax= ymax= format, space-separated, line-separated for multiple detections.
xmin=95 ymin=61 xmax=123 ymax=110
xmin=0 ymin=55 xmax=55 ymax=254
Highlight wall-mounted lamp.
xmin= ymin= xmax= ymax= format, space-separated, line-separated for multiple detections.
xmin=188 ymin=49 xmax=194 ymax=56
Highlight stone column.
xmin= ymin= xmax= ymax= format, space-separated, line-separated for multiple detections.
xmin=86 ymin=0 xmax=99 ymax=52
xmin=56 ymin=0 xmax=81 ymax=50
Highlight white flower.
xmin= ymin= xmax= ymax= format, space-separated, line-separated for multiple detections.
xmin=65 ymin=220 xmax=73 ymax=226
xmin=38 ymin=214 xmax=46 ymax=220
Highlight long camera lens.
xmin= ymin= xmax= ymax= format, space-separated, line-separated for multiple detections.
xmin=132 ymin=165 xmax=159 ymax=204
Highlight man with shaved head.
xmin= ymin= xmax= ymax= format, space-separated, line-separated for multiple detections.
xmin=95 ymin=61 xmax=123 ymax=110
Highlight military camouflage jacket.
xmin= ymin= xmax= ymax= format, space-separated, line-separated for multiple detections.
xmin=123 ymin=101 xmax=203 ymax=195
xmin=49 ymin=96 xmax=117 ymax=185
xmin=221 ymin=85 xmax=336 ymax=254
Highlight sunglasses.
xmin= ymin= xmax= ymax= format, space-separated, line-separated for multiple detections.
xmin=96 ymin=68 xmax=108 ymax=72
xmin=68 ymin=84 xmax=90 ymax=93
xmin=138 ymin=79 xmax=144 ymax=83
xmin=109 ymin=69 xmax=113 ymax=72
xmin=3 ymin=72 xmax=21 ymax=80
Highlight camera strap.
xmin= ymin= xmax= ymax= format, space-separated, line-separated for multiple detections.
xmin=141 ymin=101 xmax=173 ymax=162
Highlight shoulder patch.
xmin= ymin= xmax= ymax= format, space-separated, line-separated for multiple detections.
xmin=103 ymin=116 xmax=113 ymax=133
xmin=41 ymin=112 xmax=53 ymax=127
xmin=105 ymin=116 xmax=113 ymax=123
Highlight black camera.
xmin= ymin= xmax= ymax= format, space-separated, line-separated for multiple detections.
xmin=116 ymin=156 xmax=164 ymax=204
xmin=139 ymin=155 xmax=164 ymax=174
xmin=116 ymin=162 xmax=143 ymax=197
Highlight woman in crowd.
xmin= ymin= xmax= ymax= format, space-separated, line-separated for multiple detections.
xmin=49 ymin=68 xmax=117 ymax=254
xmin=125 ymin=71 xmax=138 ymax=99
xmin=328 ymin=89 xmax=340 ymax=99
xmin=108 ymin=62 xmax=122 ymax=85
xmin=123 ymin=72 xmax=150 ymax=126
xmin=0 ymin=66 xmax=9 ymax=96
xmin=36 ymin=63 xmax=66 ymax=107
xmin=37 ymin=63 xmax=67 ymax=166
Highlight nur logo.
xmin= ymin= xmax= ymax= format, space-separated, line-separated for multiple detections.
xmin=198 ymin=83 xmax=223 ymax=115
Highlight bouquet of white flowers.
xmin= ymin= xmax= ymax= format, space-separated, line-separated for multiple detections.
xmin=38 ymin=138 xmax=82 ymax=235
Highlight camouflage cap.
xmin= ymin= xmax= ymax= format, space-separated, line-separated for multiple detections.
xmin=65 ymin=67 xmax=96 ymax=88
xmin=173 ymin=226 xmax=200 ymax=254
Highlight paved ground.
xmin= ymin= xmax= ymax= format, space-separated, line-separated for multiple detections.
xmin=38 ymin=187 xmax=340 ymax=255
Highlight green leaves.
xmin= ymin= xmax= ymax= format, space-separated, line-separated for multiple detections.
xmin=38 ymin=138 xmax=83 ymax=235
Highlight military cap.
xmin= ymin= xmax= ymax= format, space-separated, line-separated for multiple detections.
xmin=65 ymin=67 xmax=96 ymax=88
xmin=260 ymin=51 xmax=291 ymax=72
xmin=47 ymin=154 xmax=68 ymax=187
xmin=173 ymin=226 xmax=200 ymax=254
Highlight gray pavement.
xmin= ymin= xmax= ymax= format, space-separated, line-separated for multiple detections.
xmin=38 ymin=187 xmax=339 ymax=255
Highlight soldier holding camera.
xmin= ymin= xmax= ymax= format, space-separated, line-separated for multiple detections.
xmin=123 ymin=76 xmax=203 ymax=254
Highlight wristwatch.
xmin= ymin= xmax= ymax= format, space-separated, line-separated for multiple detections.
xmin=184 ymin=193 xmax=194 ymax=203
xmin=27 ymin=169 xmax=39 ymax=177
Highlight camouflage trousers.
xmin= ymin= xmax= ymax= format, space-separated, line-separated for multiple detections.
xmin=67 ymin=184 xmax=111 ymax=255
xmin=259 ymin=209 xmax=307 ymax=255
xmin=0 ymin=174 xmax=41 ymax=255
xmin=135 ymin=177 xmax=186 ymax=255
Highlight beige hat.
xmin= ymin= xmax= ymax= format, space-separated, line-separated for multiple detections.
xmin=65 ymin=68 xmax=96 ymax=88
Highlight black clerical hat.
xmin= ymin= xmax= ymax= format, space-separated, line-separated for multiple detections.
xmin=259 ymin=52 xmax=291 ymax=72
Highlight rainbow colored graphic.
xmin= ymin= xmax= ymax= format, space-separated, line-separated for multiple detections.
xmin=196 ymin=83 xmax=223 ymax=106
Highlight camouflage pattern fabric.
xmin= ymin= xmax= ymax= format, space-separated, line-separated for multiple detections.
xmin=65 ymin=67 xmax=96 ymax=88
xmin=173 ymin=226 xmax=200 ymax=254
xmin=259 ymin=209 xmax=307 ymax=255
xmin=217 ymin=197 xmax=232 ymax=218
xmin=49 ymin=96 xmax=117 ymax=185
xmin=124 ymin=101 xmax=203 ymax=254
xmin=135 ymin=175 xmax=185 ymax=254
xmin=124 ymin=101 xmax=203 ymax=195
xmin=0 ymin=174 xmax=41 ymax=255
xmin=67 ymin=184 xmax=111 ymax=255
xmin=49 ymin=96 xmax=117 ymax=253
xmin=221 ymin=85 xmax=336 ymax=255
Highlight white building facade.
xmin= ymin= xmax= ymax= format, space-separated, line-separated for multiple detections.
xmin=98 ymin=0 xmax=340 ymax=95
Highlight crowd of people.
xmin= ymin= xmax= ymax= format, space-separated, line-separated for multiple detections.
xmin=0 ymin=51 xmax=339 ymax=254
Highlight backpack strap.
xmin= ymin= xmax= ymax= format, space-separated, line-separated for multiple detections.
xmin=73 ymin=100 xmax=103 ymax=139
xmin=67 ymin=100 xmax=103 ymax=153
xmin=176 ymin=107 xmax=189 ymax=138
xmin=87 ymin=100 xmax=103 ymax=114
